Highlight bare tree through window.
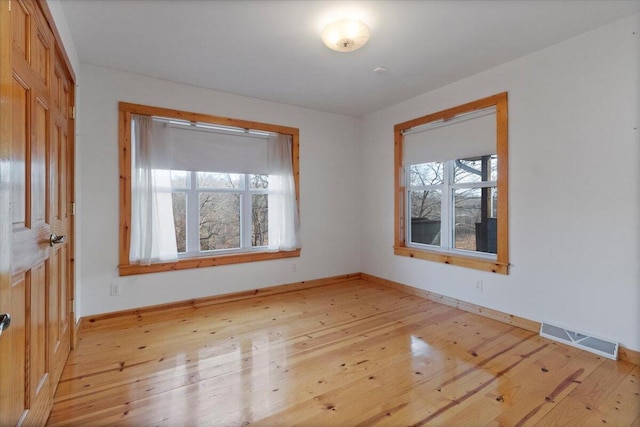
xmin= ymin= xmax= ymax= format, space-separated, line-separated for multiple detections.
xmin=250 ymin=174 xmax=269 ymax=247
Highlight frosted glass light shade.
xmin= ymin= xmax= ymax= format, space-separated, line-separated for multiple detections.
xmin=321 ymin=19 xmax=371 ymax=52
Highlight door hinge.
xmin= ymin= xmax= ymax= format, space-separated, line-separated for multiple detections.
xmin=70 ymin=106 xmax=76 ymax=119
xmin=8 ymin=1 xmax=11 ymax=12
xmin=71 ymin=202 xmax=76 ymax=215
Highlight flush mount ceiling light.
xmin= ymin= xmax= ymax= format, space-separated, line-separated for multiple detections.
xmin=321 ymin=19 xmax=371 ymax=52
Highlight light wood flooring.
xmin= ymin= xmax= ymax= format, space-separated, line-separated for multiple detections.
xmin=48 ymin=278 xmax=640 ymax=426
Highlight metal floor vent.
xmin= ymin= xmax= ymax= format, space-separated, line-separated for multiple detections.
xmin=540 ymin=322 xmax=618 ymax=360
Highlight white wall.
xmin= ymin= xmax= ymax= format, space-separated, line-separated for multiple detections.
xmin=46 ymin=0 xmax=80 ymax=73
xmin=78 ymin=64 xmax=361 ymax=316
xmin=360 ymin=14 xmax=640 ymax=351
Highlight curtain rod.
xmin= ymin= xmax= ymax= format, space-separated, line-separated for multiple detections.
xmin=151 ymin=116 xmax=277 ymax=139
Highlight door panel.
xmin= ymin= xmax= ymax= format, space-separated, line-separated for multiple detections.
xmin=29 ymin=263 xmax=49 ymax=407
xmin=60 ymin=244 xmax=68 ymax=331
xmin=11 ymin=75 xmax=28 ymax=226
xmin=50 ymin=247 xmax=61 ymax=356
xmin=49 ymin=244 xmax=69 ymax=385
xmin=33 ymin=28 xmax=50 ymax=86
xmin=12 ymin=0 xmax=30 ymax=62
xmin=62 ymin=73 xmax=70 ymax=121
xmin=3 ymin=274 xmax=28 ymax=425
xmin=33 ymin=97 xmax=48 ymax=223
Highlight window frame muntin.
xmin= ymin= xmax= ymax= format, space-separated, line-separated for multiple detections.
xmin=394 ymin=93 xmax=509 ymax=274
xmin=118 ymin=102 xmax=300 ymax=277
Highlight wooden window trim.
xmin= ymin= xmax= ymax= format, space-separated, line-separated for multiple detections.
xmin=118 ymin=102 xmax=300 ymax=276
xmin=393 ymin=92 xmax=509 ymax=274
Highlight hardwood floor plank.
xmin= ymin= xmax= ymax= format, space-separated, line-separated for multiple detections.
xmin=47 ymin=280 xmax=639 ymax=426
xmin=535 ymin=363 xmax=640 ymax=426
xmin=481 ymin=345 xmax=604 ymax=426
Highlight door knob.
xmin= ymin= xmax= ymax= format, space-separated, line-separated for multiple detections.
xmin=0 ymin=313 xmax=10 ymax=337
xmin=49 ymin=234 xmax=66 ymax=246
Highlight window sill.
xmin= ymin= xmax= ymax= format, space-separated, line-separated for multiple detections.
xmin=119 ymin=248 xmax=301 ymax=276
xmin=394 ymin=246 xmax=508 ymax=274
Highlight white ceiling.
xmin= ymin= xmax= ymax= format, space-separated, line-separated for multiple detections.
xmin=59 ymin=1 xmax=640 ymax=117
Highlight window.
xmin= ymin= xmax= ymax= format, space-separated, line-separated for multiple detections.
xmin=394 ymin=93 xmax=509 ymax=274
xmin=408 ymin=155 xmax=498 ymax=254
xmin=168 ymin=171 xmax=269 ymax=255
xmin=118 ymin=103 xmax=300 ymax=276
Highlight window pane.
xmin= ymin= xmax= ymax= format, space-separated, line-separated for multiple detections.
xmin=170 ymin=170 xmax=189 ymax=189
xmin=410 ymin=162 xmax=444 ymax=187
xmin=199 ymin=192 xmax=240 ymax=250
xmin=172 ymin=192 xmax=187 ymax=253
xmin=454 ymin=155 xmax=497 ymax=184
xmin=151 ymin=169 xmax=172 ymax=191
xmin=252 ymin=194 xmax=268 ymax=247
xmin=409 ymin=189 xmax=441 ymax=245
xmin=250 ymin=174 xmax=269 ymax=189
xmin=454 ymin=187 xmax=497 ymax=254
xmin=197 ymin=172 xmax=242 ymax=189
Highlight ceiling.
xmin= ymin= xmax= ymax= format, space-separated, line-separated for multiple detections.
xmin=59 ymin=1 xmax=640 ymax=118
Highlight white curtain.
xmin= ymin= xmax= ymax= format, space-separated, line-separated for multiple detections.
xmin=267 ymin=134 xmax=300 ymax=251
xmin=129 ymin=115 xmax=178 ymax=264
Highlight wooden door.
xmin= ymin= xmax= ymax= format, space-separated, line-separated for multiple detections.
xmin=48 ymin=48 xmax=73 ymax=392
xmin=0 ymin=1 xmax=75 ymax=425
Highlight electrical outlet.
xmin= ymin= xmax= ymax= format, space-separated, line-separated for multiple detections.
xmin=475 ymin=280 xmax=483 ymax=292
xmin=110 ymin=283 xmax=120 ymax=296
xmin=292 ymin=262 xmax=297 ymax=273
